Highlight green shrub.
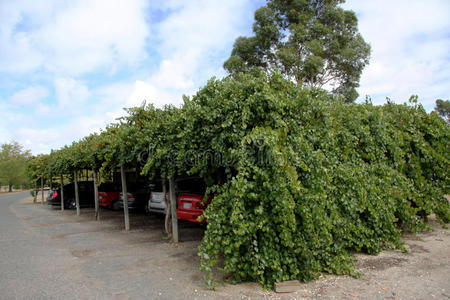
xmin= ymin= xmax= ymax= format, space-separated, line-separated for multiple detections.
xmin=189 ymin=72 xmax=450 ymax=288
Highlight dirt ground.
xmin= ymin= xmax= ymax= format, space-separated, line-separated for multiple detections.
xmin=14 ymin=196 xmax=450 ymax=299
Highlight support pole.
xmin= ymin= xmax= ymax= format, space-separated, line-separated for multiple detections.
xmin=120 ymin=165 xmax=130 ymax=231
xmin=40 ymin=176 xmax=44 ymax=205
xmin=60 ymin=174 xmax=64 ymax=211
xmin=34 ymin=180 xmax=37 ymax=203
xmin=74 ymin=170 xmax=80 ymax=216
xmin=169 ymin=178 xmax=178 ymax=243
xmin=163 ymin=178 xmax=172 ymax=238
xmin=93 ymin=168 xmax=99 ymax=221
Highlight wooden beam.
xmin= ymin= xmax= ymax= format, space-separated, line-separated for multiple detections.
xmin=274 ymin=280 xmax=301 ymax=293
xmin=93 ymin=168 xmax=99 ymax=221
xmin=169 ymin=178 xmax=178 ymax=243
xmin=60 ymin=174 xmax=64 ymax=211
xmin=74 ymin=170 xmax=80 ymax=216
xmin=120 ymin=165 xmax=130 ymax=231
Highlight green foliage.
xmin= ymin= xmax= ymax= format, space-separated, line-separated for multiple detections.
xmin=0 ymin=141 xmax=32 ymax=190
xmin=194 ymin=72 xmax=449 ymax=288
xmin=223 ymin=0 xmax=371 ymax=102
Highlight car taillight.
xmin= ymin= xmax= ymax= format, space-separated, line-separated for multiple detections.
xmin=128 ymin=194 xmax=135 ymax=199
xmin=51 ymin=191 xmax=58 ymax=198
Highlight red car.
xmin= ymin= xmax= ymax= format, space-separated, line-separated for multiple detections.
xmin=98 ymin=182 xmax=121 ymax=209
xmin=177 ymin=193 xmax=212 ymax=224
xmin=175 ymin=177 xmax=212 ymax=224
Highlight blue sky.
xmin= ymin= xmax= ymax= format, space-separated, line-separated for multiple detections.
xmin=0 ymin=0 xmax=449 ymax=155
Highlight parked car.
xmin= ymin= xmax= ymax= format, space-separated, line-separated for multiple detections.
xmin=98 ymin=182 xmax=121 ymax=209
xmin=176 ymin=177 xmax=212 ymax=224
xmin=113 ymin=181 xmax=151 ymax=211
xmin=45 ymin=188 xmax=57 ymax=202
xmin=47 ymin=181 xmax=95 ymax=209
xmin=147 ymin=179 xmax=169 ymax=214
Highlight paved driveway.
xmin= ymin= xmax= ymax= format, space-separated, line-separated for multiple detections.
xmin=0 ymin=192 xmax=214 ymax=300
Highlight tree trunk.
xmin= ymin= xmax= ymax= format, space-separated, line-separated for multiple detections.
xmin=8 ymin=184 xmax=12 ymax=193
xmin=120 ymin=165 xmax=130 ymax=231
xmin=163 ymin=178 xmax=172 ymax=239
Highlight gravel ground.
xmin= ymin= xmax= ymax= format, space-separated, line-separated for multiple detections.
xmin=1 ymin=192 xmax=449 ymax=299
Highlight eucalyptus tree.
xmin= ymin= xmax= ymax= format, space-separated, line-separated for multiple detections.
xmin=435 ymin=99 xmax=450 ymax=123
xmin=223 ymin=0 xmax=371 ymax=102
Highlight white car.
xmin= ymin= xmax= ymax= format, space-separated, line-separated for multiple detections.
xmin=147 ymin=180 xmax=168 ymax=214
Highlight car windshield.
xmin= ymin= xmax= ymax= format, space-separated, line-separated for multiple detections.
xmin=99 ymin=182 xmax=120 ymax=192
xmin=149 ymin=180 xmax=168 ymax=193
xmin=176 ymin=178 xmax=206 ymax=194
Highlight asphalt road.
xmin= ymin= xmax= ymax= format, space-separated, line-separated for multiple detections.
xmin=0 ymin=192 xmax=214 ymax=300
xmin=0 ymin=192 xmax=102 ymax=299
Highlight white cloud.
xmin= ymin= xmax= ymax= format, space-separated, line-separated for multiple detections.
xmin=54 ymin=77 xmax=90 ymax=113
xmin=150 ymin=59 xmax=194 ymax=90
xmin=344 ymin=0 xmax=450 ymax=108
xmin=126 ymin=80 xmax=180 ymax=108
xmin=127 ymin=0 xmax=257 ymax=108
xmin=10 ymin=85 xmax=49 ymax=105
xmin=0 ymin=0 xmax=149 ymax=76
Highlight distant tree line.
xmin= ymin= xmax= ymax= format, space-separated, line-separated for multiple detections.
xmin=0 ymin=142 xmax=31 ymax=192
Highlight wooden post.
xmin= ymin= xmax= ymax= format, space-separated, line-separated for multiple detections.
xmin=163 ymin=178 xmax=172 ymax=238
xmin=169 ymin=178 xmax=178 ymax=243
xmin=60 ymin=174 xmax=64 ymax=211
xmin=74 ymin=170 xmax=80 ymax=216
xmin=40 ymin=176 xmax=44 ymax=205
xmin=120 ymin=165 xmax=130 ymax=231
xmin=34 ymin=180 xmax=37 ymax=203
xmin=93 ymin=168 xmax=99 ymax=221
xmin=86 ymin=169 xmax=89 ymax=181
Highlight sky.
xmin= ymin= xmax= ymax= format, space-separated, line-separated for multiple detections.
xmin=0 ymin=0 xmax=449 ymax=155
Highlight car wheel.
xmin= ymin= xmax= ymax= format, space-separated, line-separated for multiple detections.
xmin=111 ymin=200 xmax=121 ymax=211
xmin=67 ymin=197 xmax=76 ymax=210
